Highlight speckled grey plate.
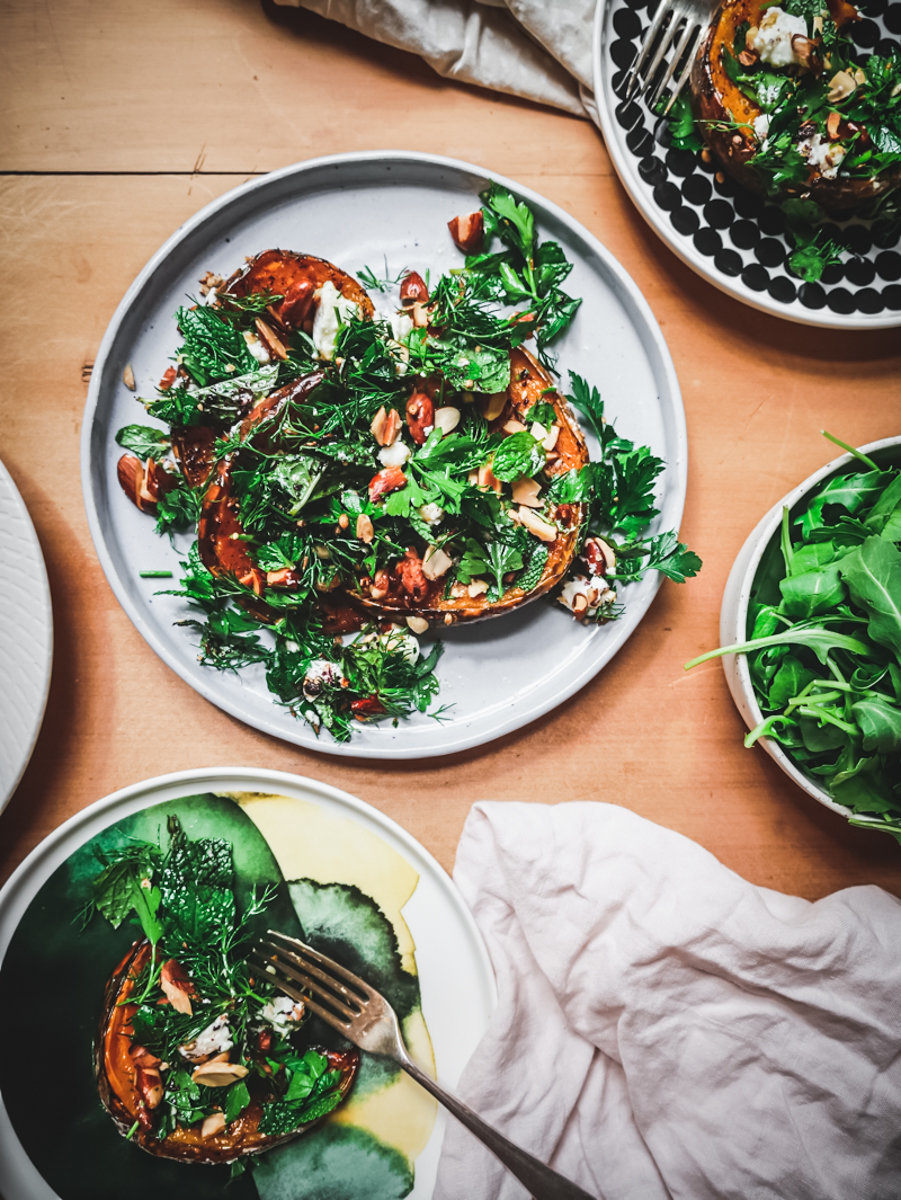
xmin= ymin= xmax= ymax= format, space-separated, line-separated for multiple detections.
xmin=0 ymin=460 xmax=52 ymax=810
xmin=81 ymin=151 xmax=686 ymax=759
xmin=593 ymin=0 xmax=901 ymax=329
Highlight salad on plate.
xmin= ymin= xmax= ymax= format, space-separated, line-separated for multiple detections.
xmin=114 ymin=183 xmax=699 ymax=740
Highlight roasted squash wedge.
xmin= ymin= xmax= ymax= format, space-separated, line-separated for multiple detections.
xmin=691 ymin=0 xmax=901 ymax=214
xmin=349 ymin=346 xmax=588 ymax=624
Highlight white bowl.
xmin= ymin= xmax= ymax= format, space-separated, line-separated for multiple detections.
xmin=719 ymin=436 xmax=901 ymax=824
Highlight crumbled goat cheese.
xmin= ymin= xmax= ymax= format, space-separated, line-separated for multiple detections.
xmin=419 ymin=502 xmax=444 ymax=525
xmin=799 ymin=132 xmax=846 ymax=179
xmin=753 ymin=113 xmax=770 ymax=142
xmin=379 ymin=440 xmax=412 ymax=468
xmin=749 ymin=7 xmax=808 ymax=67
xmin=179 ymin=1013 xmax=233 ymax=1061
xmin=243 ymin=330 xmax=271 ymax=364
xmin=302 ymin=658 xmax=340 ymax=701
xmin=364 ymin=625 xmax=420 ymax=664
xmin=260 ymin=995 xmax=305 ymax=1034
xmin=312 ymin=280 xmax=359 ymax=360
xmin=558 ymin=575 xmax=616 ymax=620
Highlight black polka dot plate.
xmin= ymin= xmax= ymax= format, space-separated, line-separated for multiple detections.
xmin=592 ymin=0 xmax=901 ymax=329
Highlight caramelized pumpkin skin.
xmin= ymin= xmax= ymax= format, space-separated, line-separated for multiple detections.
xmin=691 ymin=0 xmax=901 ymax=213
xmin=225 ymin=249 xmax=375 ymax=326
xmin=96 ymin=940 xmax=359 ymax=1165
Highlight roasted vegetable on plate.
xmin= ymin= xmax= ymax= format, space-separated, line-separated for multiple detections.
xmin=691 ymin=0 xmax=901 ymax=216
xmin=89 ymin=817 xmax=358 ymax=1163
xmin=114 ymin=184 xmax=699 ymax=740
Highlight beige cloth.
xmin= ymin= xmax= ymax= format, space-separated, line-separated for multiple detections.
xmin=271 ymin=0 xmax=598 ymax=117
xmin=437 ymin=801 xmax=901 ymax=1199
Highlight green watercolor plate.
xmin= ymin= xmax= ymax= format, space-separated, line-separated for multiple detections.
xmin=0 ymin=768 xmax=495 ymax=1200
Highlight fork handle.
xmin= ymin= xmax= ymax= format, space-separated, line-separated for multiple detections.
xmin=400 ymin=1057 xmax=597 ymax=1199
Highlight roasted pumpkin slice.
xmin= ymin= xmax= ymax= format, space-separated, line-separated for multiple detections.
xmin=225 ymin=248 xmax=376 ymax=331
xmin=691 ymin=0 xmax=901 ymax=214
xmin=353 ymin=346 xmax=589 ymax=625
xmin=96 ymin=940 xmax=359 ymax=1164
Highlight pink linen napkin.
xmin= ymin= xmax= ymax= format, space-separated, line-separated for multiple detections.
xmin=436 ymin=801 xmax=901 ymax=1200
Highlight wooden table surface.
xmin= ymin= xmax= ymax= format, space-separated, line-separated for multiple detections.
xmin=2 ymin=0 xmax=900 ymax=901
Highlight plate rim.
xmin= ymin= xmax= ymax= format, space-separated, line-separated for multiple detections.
xmin=0 ymin=764 xmax=497 ymax=1200
xmin=591 ymin=0 xmax=901 ymax=332
xmin=0 ymin=458 xmax=53 ymax=813
xmin=80 ymin=148 xmax=688 ymax=759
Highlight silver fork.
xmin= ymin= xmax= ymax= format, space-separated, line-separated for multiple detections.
xmin=623 ymin=0 xmax=713 ymax=115
xmin=251 ymin=931 xmax=597 ymax=1200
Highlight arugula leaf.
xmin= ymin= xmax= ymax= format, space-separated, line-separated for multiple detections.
xmin=686 ymin=445 xmax=901 ymax=832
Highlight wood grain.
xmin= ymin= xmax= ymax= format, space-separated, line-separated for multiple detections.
xmin=1 ymin=0 xmax=900 ymax=902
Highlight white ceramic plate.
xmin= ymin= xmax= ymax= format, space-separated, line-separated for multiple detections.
xmin=0 ymin=766 xmax=496 ymax=1200
xmin=0 ymin=460 xmax=52 ymax=811
xmin=592 ymin=0 xmax=901 ymax=329
xmin=81 ymin=151 xmax=686 ymax=758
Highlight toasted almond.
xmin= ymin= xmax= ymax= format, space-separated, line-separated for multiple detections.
xmin=410 ymin=300 xmax=433 ymax=329
xmin=595 ymin=537 xmax=617 ymax=572
xmin=542 ymin=425 xmax=560 ymax=452
xmin=122 ymin=363 xmax=136 ymax=391
xmin=201 ymin=1113 xmax=227 ymax=1138
xmin=371 ymin=405 xmax=402 ymax=446
xmin=406 ymin=616 xmax=430 ymax=634
xmin=191 ymin=1061 xmax=249 ymax=1088
xmin=827 ymin=69 xmax=857 ymax=103
xmin=422 ymin=545 xmax=453 ymax=580
xmin=511 ymin=477 xmax=543 ymax=508
xmin=467 ymin=579 xmax=489 ymax=597
xmin=355 ymin=513 xmax=374 ymax=543
xmin=503 ymin=418 xmax=527 ymax=435
xmin=433 ymin=405 xmax=461 ymax=435
xmin=254 ymin=317 xmax=288 ymax=360
xmin=160 ymin=959 xmax=194 ymax=1016
xmin=480 ymin=392 xmax=507 ymax=421
xmin=517 ymin=507 xmax=557 ymax=543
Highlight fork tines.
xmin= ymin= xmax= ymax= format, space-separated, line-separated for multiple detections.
xmin=249 ymin=931 xmax=365 ymax=1035
xmin=624 ymin=2 xmax=709 ymax=115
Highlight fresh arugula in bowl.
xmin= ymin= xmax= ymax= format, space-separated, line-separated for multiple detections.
xmin=687 ymin=435 xmax=901 ymax=841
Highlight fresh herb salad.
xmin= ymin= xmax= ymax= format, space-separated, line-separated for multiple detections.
xmin=115 ymin=184 xmax=699 ymax=741
xmin=86 ymin=817 xmax=357 ymax=1163
xmin=687 ymin=436 xmax=901 ymax=841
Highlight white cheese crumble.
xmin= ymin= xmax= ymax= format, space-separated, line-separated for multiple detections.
xmin=179 ymin=1013 xmax=233 ymax=1061
xmin=243 ymin=330 xmax=271 ymax=364
xmin=753 ymin=113 xmax=770 ymax=143
xmin=364 ymin=625 xmax=420 ymax=664
xmin=311 ymin=280 xmax=360 ymax=361
xmin=378 ymin=440 xmax=412 ymax=468
xmin=558 ymin=575 xmax=616 ymax=620
xmin=260 ymin=995 xmax=305 ymax=1034
xmin=302 ymin=658 xmax=340 ymax=700
xmin=418 ymin=502 xmax=444 ymax=525
xmin=799 ymin=132 xmax=846 ymax=179
xmin=748 ymin=7 xmax=808 ymax=67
